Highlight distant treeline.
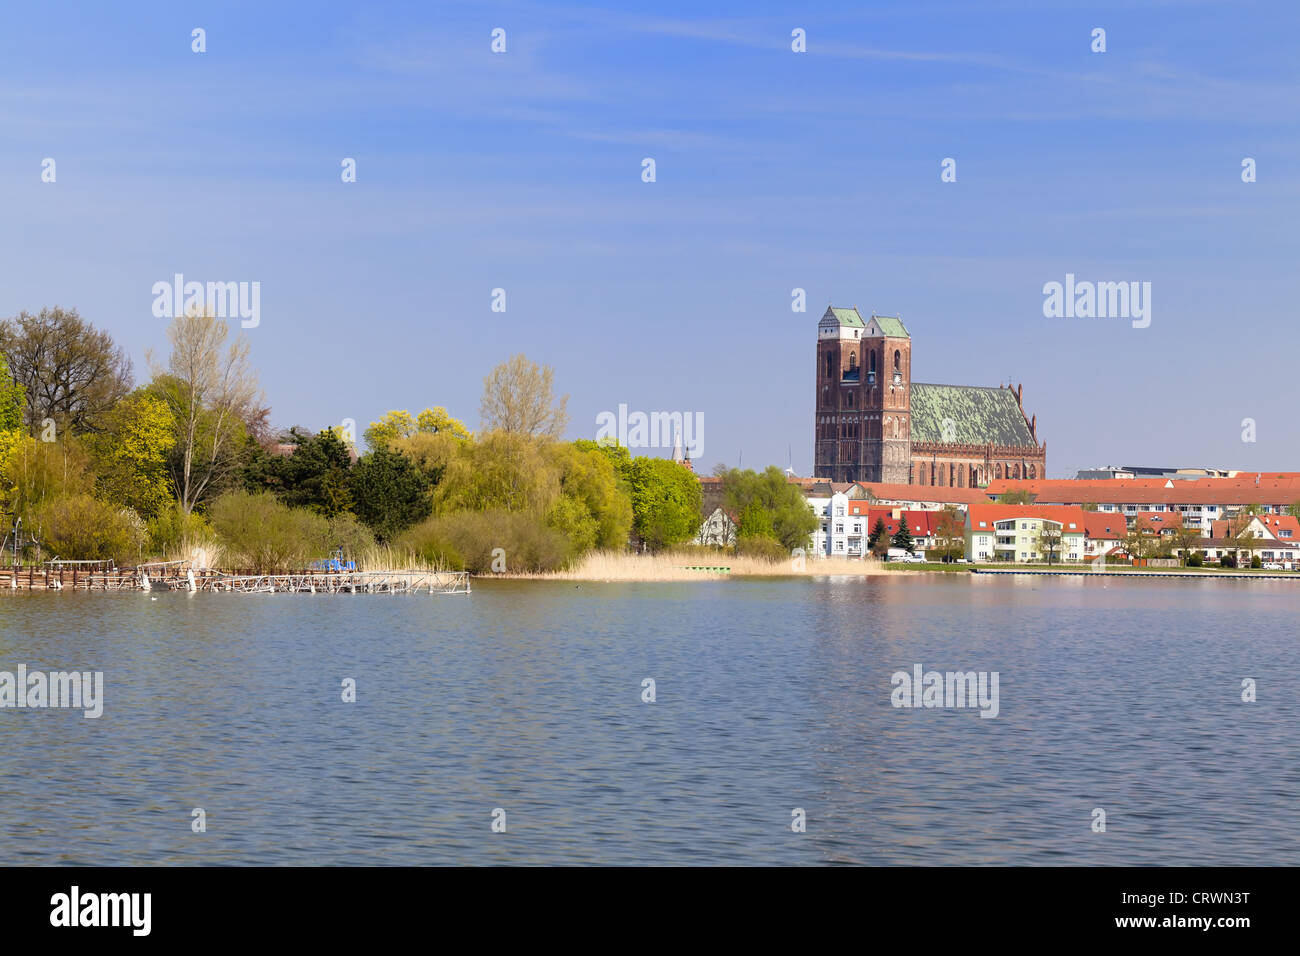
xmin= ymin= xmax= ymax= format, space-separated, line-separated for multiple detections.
xmin=2 ymin=310 xmax=810 ymax=572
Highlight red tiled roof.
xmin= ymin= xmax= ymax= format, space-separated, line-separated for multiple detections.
xmin=1210 ymin=516 xmax=1255 ymax=539
xmin=1252 ymin=514 xmax=1300 ymax=539
xmin=966 ymin=503 xmax=1090 ymax=532
xmin=849 ymin=508 xmax=948 ymax=537
xmin=986 ymin=477 xmax=1300 ymax=507
xmin=1132 ymin=511 xmax=1187 ymax=534
xmin=1082 ymin=515 xmax=1126 ymax=540
xmin=853 ymin=482 xmax=990 ymax=505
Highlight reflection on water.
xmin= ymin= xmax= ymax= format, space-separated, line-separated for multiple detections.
xmin=1 ymin=575 xmax=1296 ymax=865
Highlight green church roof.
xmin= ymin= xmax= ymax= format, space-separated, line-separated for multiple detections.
xmin=871 ymin=314 xmax=910 ymax=338
xmin=910 ymin=383 xmax=1037 ymax=447
xmin=828 ymin=307 xmax=865 ymax=328
xmin=824 ymin=307 xmax=910 ymax=337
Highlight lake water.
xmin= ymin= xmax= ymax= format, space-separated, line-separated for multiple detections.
xmin=1 ymin=575 xmax=1296 ymax=865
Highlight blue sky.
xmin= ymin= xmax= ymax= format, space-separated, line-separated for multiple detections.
xmin=2 ymin=0 xmax=1297 ymax=478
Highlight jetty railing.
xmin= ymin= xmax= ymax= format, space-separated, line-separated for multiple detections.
xmin=2 ymin=565 xmax=469 ymax=594
xmin=203 ymin=570 xmax=470 ymax=594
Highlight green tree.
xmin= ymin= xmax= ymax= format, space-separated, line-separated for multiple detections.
xmin=389 ymin=431 xmax=463 ymax=484
xmin=244 ymin=427 xmax=354 ymax=517
xmin=545 ymin=441 xmax=633 ymax=553
xmin=736 ymin=500 xmax=776 ymax=540
xmin=624 ymin=457 xmax=701 ymax=550
xmin=868 ymin=516 xmax=890 ymax=556
xmin=364 ymin=406 xmax=472 ymax=451
xmin=1 ymin=434 xmax=93 ymax=518
xmin=0 ymin=353 xmax=23 ymax=432
xmin=573 ymin=438 xmax=632 ymax=475
xmin=891 ymin=520 xmax=915 ymax=554
xmin=996 ymin=488 xmax=1035 ymax=505
xmin=87 ymin=391 xmax=176 ymax=520
xmin=434 ymin=430 xmax=559 ymax=514
xmin=350 ymin=447 xmax=433 ymax=541
xmin=717 ymin=466 xmax=817 ymax=551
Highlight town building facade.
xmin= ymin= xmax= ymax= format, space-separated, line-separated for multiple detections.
xmin=965 ymin=504 xmax=1088 ymax=563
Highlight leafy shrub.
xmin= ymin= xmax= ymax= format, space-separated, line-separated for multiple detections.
xmin=30 ymin=494 xmax=146 ymax=564
xmin=325 ymin=513 xmax=376 ymax=560
xmin=735 ymin=535 xmax=788 ymax=562
xmin=147 ymin=502 xmax=215 ymax=557
xmin=399 ymin=508 xmax=569 ymax=573
xmin=1219 ymin=553 xmax=1237 ymax=568
xmin=209 ymin=490 xmax=331 ymax=571
xmin=1186 ymin=551 xmax=1203 ymax=568
xmin=1251 ymin=555 xmax=1262 ymax=569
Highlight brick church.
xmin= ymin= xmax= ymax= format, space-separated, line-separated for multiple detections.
xmin=813 ymin=306 xmax=1046 ymax=487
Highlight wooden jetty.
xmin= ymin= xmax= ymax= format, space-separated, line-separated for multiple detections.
xmin=202 ymin=570 xmax=470 ymax=594
xmin=1 ymin=562 xmax=469 ymax=595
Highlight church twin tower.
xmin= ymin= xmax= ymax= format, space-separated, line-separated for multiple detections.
xmin=814 ymin=306 xmax=913 ymax=484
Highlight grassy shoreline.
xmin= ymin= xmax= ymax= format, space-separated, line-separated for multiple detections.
xmin=491 ymin=552 xmax=1300 ymax=582
xmin=495 ymin=550 xmax=889 ymax=581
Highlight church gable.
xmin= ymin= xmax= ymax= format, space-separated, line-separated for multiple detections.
xmin=910 ymin=383 xmax=1036 ymax=447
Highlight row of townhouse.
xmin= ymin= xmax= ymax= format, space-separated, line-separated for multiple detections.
xmin=809 ymin=495 xmax=1100 ymax=563
xmin=1193 ymin=513 xmax=1300 ymax=567
xmin=763 ymin=472 xmax=1300 ymax=562
xmin=807 ymin=490 xmax=969 ymax=557
xmin=806 ymin=483 xmax=989 ymax=557
xmin=961 ymin=505 xmax=1300 ymax=566
xmin=983 ymin=475 xmax=1300 ymax=535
